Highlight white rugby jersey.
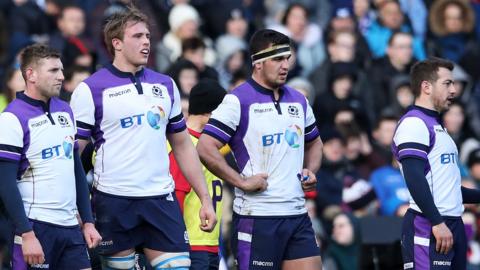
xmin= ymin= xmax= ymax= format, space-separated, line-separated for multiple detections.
xmin=203 ymin=79 xmax=320 ymax=216
xmin=392 ymin=105 xmax=463 ymax=217
xmin=70 ymin=64 xmax=186 ymax=197
xmin=0 ymin=92 xmax=79 ymax=226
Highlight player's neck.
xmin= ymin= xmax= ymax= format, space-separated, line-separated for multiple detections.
xmin=414 ymin=98 xmax=437 ymax=113
xmin=186 ymin=114 xmax=208 ymax=133
xmin=24 ymin=86 xmax=48 ymax=103
xmin=112 ymin=58 xmax=143 ymax=74
xmin=251 ymin=74 xmax=281 ymax=99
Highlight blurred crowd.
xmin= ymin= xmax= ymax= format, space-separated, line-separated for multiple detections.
xmin=2 ymin=0 xmax=480 ymax=269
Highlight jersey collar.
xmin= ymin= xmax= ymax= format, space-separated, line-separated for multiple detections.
xmin=16 ymin=91 xmax=51 ymax=111
xmin=105 ymin=63 xmax=145 ymax=78
xmin=247 ymin=78 xmax=285 ymax=98
xmin=409 ymin=105 xmax=441 ymax=120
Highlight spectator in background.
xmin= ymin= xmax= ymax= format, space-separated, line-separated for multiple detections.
xmin=364 ymin=0 xmax=426 ymax=60
xmin=215 ymin=8 xmax=250 ymax=44
xmin=313 ymin=62 xmax=368 ymax=132
xmin=180 ymin=37 xmax=218 ymax=80
xmin=215 ymin=35 xmax=246 ymax=89
xmin=353 ymin=0 xmax=376 ymax=35
xmin=367 ymin=31 xmax=415 ymax=122
xmin=323 ymin=6 xmax=372 ymax=70
xmin=0 ymin=67 xmax=25 ymax=111
xmin=315 ymin=129 xmax=376 ymax=224
xmin=157 ymin=4 xmax=216 ymax=72
xmin=428 ymin=0 xmax=477 ymax=63
xmin=443 ymin=101 xmax=474 ymax=153
xmin=323 ymin=213 xmax=361 ymax=270
xmin=309 ymin=30 xmax=357 ymax=100
xmin=59 ymin=65 xmax=91 ymax=102
xmin=166 ymin=59 xmax=199 ymax=98
xmin=398 ymin=0 xmax=428 ymax=42
xmin=269 ymin=3 xmax=325 ymax=77
xmin=49 ymin=4 xmax=92 ymax=69
xmin=468 ymin=149 xmax=480 ymax=187
xmin=370 ymin=155 xmax=409 ymax=217
xmin=8 ymin=0 xmax=52 ymax=58
xmin=337 ymin=123 xmax=373 ymax=180
xmin=462 ymin=210 xmax=480 ymax=270
xmin=451 ymin=64 xmax=480 ymax=140
xmin=286 ymin=77 xmax=314 ymax=103
xmin=387 ymin=74 xmax=413 ymax=117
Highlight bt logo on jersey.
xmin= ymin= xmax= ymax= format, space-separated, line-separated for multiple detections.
xmin=41 ymin=137 xmax=74 ymax=159
xmin=262 ymin=125 xmax=302 ymax=148
xmin=284 ymin=124 xmax=301 ymax=148
xmin=146 ymin=106 xmax=165 ymax=129
xmin=440 ymin=153 xmax=457 ymax=164
xmin=120 ymin=106 xmax=166 ymax=129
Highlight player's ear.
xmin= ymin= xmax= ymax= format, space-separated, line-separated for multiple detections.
xmin=25 ymin=66 xmax=36 ymax=84
xmin=421 ymin=80 xmax=431 ymax=95
xmin=112 ymin=37 xmax=122 ymax=52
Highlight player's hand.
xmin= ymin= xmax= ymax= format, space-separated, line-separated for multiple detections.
xmin=432 ymin=222 xmax=453 ymax=254
xmin=82 ymin=222 xmax=102 ymax=248
xmin=240 ymin=173 xmax=268 ymax=192
xmin=21 ymin=231 xmax=45 ymax=265
xmin=299 ymin=169 xmax=316 ymax=192
xmin=199 ymin=199 xmax=217 ymax=232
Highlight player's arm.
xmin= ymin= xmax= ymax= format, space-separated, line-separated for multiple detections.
xmin=73 ymin=149 xmax=101 ymax=248
xmin=0 ymin=161 xmax=45 ymax=264
xmin=168 ymin=150 xmax=190 ymax=213
xmin=70 ymin=82 xmax=95 ymax=154
xmin=461 ymin=186 xmax=480 ymax=204
xmin=168 ymin=130 xmax=217 ymax=232
xmin=394 ymin=117 xmax=452 ymax=254
xmin=197 ymin=134 xmax=266 ymax=192
xmin=300 ymin=103 xmax=322 ymax=191
xmin=0 ymin=113 xmax=44 ymax=264
xmin=401 ymin=156 xmax=452 ymax=254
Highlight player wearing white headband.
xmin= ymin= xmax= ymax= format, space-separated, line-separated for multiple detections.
xmin=198 ymin=29 xmax=323 ymax=270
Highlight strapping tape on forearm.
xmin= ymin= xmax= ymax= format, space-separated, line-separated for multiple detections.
xmin=251 ymin=44 xmax=291 ymax=65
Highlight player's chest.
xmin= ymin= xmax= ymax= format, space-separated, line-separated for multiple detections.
xmin=247 ymin=102 xmax=304 ymax=131
xmin=101 ymin=83 xmax=172 ymax=122
xmin=27 ymin=112 xmax=76 ymax=160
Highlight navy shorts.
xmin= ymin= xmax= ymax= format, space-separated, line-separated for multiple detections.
xmin=93 ymin=190 xmax=189 ymax=255
xmin=190 ymin=250 xmax=219 ymax=270
xmin=401 ymin=209 xmax=467 ymax=270
xmin=231 ymin=213 xmax=320 ymax=270
xmin=12 ymin=220 xmax=90 ymax=270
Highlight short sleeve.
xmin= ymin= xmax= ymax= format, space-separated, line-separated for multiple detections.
xmin=203 ymin=94 xmax=240 ymax=144
xmin=0 ymin=112 xmax=23 ymax=162
xmin=70 ymin=82 xmax=95 ymax=140
xmin=304 ymin=102 xmax=320 ymax=143
xmin=166 ymin=79 xmax=186 ymax=133
xmin=393 ymin=117 xmax=430 ymax=160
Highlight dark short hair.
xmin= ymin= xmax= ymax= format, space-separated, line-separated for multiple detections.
xmin=64 ymin=65 xmax=90 ymax=82
xmin=20 ymin=44 xmax=61 ymax=80
xmin=249 ymin=29 xmax=290 ymax=57
xmin=410 ymin=57 xmax=454 ymax=97
xmin=181 ymin=37 xmax=206 ymax=54
xmin=103 ymin=6 xmax=149 ymax=56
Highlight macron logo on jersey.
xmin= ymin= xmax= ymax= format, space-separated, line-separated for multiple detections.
xmin=109 ymin=89 xmax=131 ymax=98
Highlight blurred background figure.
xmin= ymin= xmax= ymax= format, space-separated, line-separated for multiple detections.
xmin=269 ymin=3 xmax=325 ymax=77
xmin=323 ymin=212 xmax=361 ymax=270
